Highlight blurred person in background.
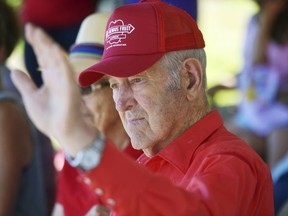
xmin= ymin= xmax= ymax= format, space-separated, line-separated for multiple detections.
xmin=208 ymin=0 xmax=288 ymax=168
xmin=0 ymin=1 xmax=55 ymax=215
xmin=208 ymin=0 xmax=288 ymax=214
xmin=52 ymin=12 xmax=142 ymax=216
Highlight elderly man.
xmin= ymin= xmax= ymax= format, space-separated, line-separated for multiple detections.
xmin=12 ymin=0 xmax=273 ymax=215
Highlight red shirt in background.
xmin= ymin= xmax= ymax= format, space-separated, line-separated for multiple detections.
xmin=56 ymin=141 xmax=142 ymax=216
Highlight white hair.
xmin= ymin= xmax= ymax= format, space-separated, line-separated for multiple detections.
xmin=158 ymin=49 xmax=207 ymax=90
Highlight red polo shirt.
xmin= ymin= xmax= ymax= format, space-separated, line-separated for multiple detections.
xmin=84 ymin=110 xmax=274 ymax=215
xmin=56 ymin=142 xmax=142 ymax=216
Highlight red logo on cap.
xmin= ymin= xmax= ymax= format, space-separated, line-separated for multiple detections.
xmin=105 ymin=19 xmax=135 ymax=49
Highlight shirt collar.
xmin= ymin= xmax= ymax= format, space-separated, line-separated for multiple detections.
xmin=160 ymin=110 xmax=223 ymax=173
xmin=138 ymin=110 xmax=224 ymax=173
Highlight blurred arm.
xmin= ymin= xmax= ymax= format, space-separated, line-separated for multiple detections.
xmin=0 ymin=101 xmax=32 ymax=215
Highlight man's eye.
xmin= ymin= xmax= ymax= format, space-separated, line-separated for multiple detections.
xmin=135 ymin=78 xmax=142 ymax=82
xmin=130 ymin=77 xmax=142 ymax=84
xmin=80 ymin=86 xmax=92 ymax=95
xmin=100 ymin=82 xmax=110 ymax=89
xmin=110 ymin=83 xmax=119 ymax=89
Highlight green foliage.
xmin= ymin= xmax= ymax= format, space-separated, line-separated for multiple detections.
xmin=6 ymin=0 xmax=21 ymax=7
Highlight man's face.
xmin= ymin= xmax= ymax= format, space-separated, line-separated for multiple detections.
xmin=108 ymin=62 xmax=188 ymax=157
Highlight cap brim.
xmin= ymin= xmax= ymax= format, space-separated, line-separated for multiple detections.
xmin=78 ymin=53 xmax=164 ymax=87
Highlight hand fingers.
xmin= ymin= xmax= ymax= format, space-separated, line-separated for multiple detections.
xmin=24 ymin=23 xmax=76 ymax=92
xmin=25 ymin=23 xmax=68 ymax=74
xmin=25 ymin=23 xmax=52 ymax=69
xmin=11 ymin=69 xmax=37 ymax=99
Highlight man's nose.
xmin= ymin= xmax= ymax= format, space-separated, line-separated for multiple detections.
xmin=114 ymin=85 xmax=136 ymax=112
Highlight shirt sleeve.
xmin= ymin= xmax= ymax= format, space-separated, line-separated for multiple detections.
xmin=83 ymin=142 xmax=273 ymax=216
xmin=56 ymin=160 xmax=102 ymax=215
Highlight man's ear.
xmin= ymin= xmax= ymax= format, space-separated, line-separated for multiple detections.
xmin=181 ymin=58 xmax=203 ymax=100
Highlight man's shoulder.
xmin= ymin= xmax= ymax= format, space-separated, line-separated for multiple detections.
xmin=196 ymin=127 xmax=265 ymax=167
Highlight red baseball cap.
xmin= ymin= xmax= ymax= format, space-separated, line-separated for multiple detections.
xmin=78 ymin=0 xmax=205 ymax=87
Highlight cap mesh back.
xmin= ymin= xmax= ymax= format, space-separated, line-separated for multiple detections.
xmin=155 ymin=2 xmax=205 ymax=51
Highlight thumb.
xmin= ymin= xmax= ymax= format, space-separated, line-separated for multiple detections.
xmin=11 ymin=69 xmax=37 ymax=98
